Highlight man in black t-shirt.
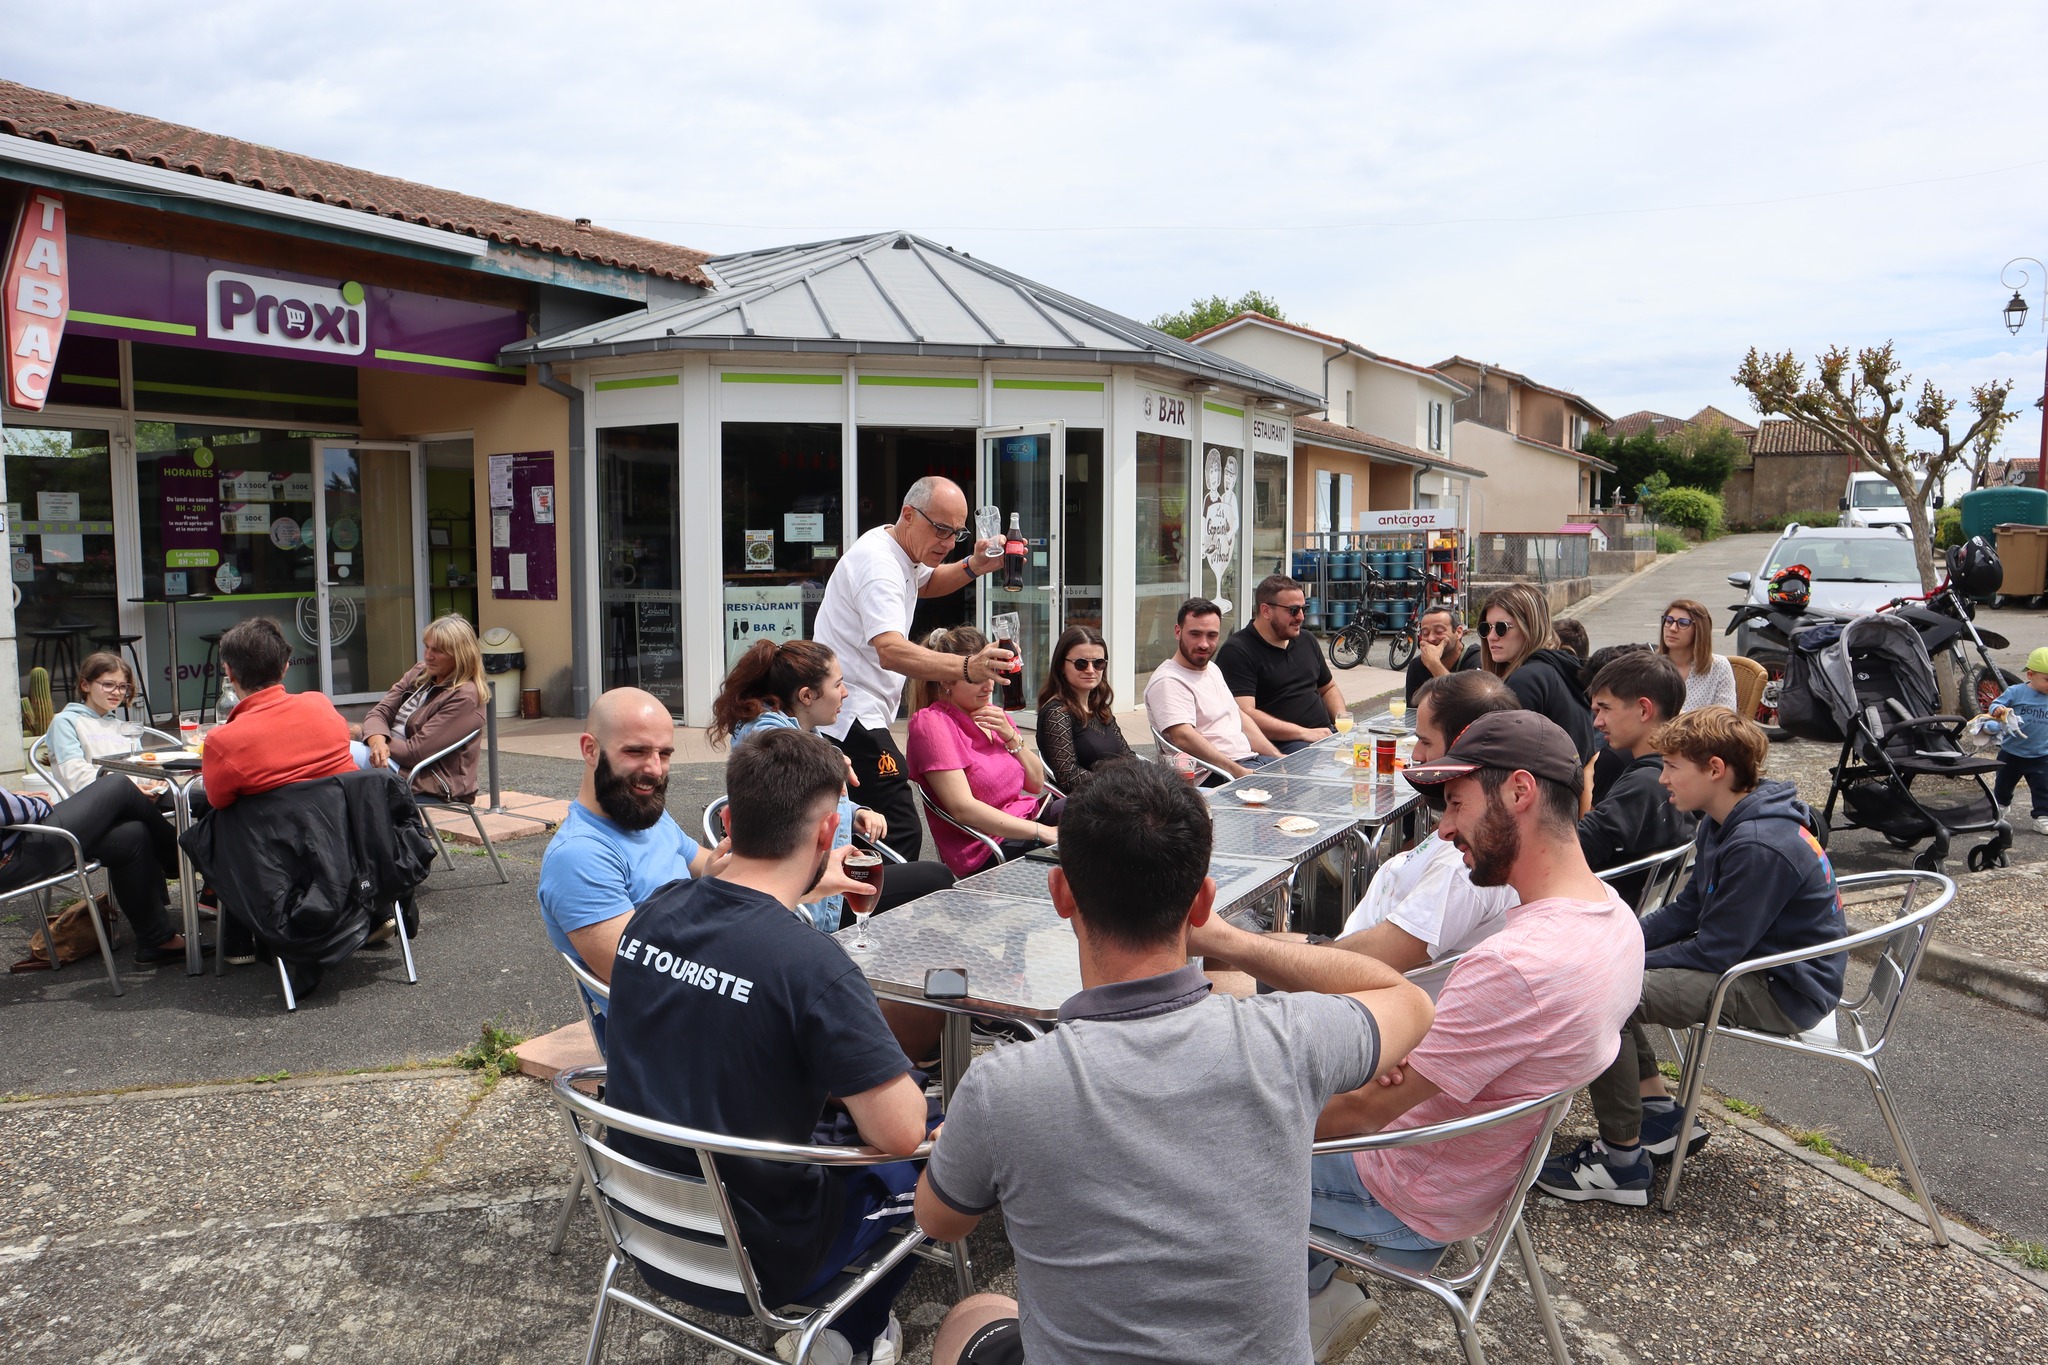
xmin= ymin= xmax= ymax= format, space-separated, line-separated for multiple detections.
xmin=605 ymin=727 xmax=931 ymax=1365
xmin=1215 ymin=574 xmax=1344 ymax=754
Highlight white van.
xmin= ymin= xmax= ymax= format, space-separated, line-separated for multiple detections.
xmin=1839 ymin=471 xmax=1910 ymax=529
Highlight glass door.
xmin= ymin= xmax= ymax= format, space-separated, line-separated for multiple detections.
xmin=977 ymin=422 xmax=1066 ymax=728
xmin=313 ymin=441 xmax=424 ymax=701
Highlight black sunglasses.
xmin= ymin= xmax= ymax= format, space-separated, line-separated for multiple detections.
xmin=909 ymin=503 xmax=969 ymax=543
xmin=1269 ymin=603 xmax=1306 ymax=617
xmin=1067 ymin=657 xmax=1107 ymax=671
xmin=1481 ymin=620 xmax=1515 ymax=637
xmin=1662 ymin=614 xmax=1696 ymax=629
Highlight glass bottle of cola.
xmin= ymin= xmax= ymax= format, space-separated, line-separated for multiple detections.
xmin=1002 ymin=512 xmax=1026 ymax=593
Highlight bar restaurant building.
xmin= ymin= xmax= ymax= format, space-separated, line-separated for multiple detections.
xmin=1 ymin=82 xmax=1318 ymax=763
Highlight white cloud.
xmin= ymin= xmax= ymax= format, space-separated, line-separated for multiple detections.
xmin=8 ymin=0 xmax=2048 ymax=460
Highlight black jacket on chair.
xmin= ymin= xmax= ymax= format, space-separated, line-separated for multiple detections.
xmin=180 ymin=767 xmax=437 ymax=971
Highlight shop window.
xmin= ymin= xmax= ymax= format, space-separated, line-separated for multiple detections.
xmin=4 ymin=423 xmax=118 ymax=697
xmin=1135 ymin=431 xmax=1190 ymax=673
xmin=45 ymin=333 xmax=121 ymax=409
xmin=424 ymin=439 xmax=478 ymax=627
xmin=132 ymin=341 xmax=357 ymax=425
xmin=857 ymin=426 xmax=974 ymax=640
xmin=1198 ymin=444 xmax=1244 ymax=614
xmin=1062 ymin=429 xmax=1105 ymax=632
xmin=721 ymin=423 xmax=841 ymax=667
xmin=1252 ymin=451 xmax=1288 ymax=579
xmin=597 ymin=424 xmax=682 ymax=710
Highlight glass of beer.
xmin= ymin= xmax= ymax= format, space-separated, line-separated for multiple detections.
xmin=844 ymin=850 xmax=884 ymax=951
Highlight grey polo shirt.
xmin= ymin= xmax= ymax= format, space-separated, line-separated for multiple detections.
xmin=926 ymin=964 xmax=1381 ymax=1365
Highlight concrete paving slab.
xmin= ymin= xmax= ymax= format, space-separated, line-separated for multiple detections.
xmin=423 ymin=791 xmax=568 ymax=845
xmin=513 ymin=1020 xmax=600 ymax=1082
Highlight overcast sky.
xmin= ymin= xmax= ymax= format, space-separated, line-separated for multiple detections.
xmin=10 ymin=1 xmax=2048 ymax=464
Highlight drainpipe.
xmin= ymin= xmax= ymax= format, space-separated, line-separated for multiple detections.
xmin=537 ymin=362 xmax=590 ymax=718
xmin=1321 ymin=342 xmax=1358 ymax=423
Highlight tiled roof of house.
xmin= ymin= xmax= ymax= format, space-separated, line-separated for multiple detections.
xmin=1433 ymin=355 xmax=1613 ymax=423
xmin=0 ymin=78 xmax=714 ymax=284
xmin=1747 ymin=419 xmax=1850 ymax=456
xmin=1689 ymin=405 xmax=1757 ymax=435
xmin=1606 ymin=410 xmax=1686 ymax=441
xmin=1512 ymin=433 xmax=1617 ymax=473
xmin=1186 ymin=312 xmax=1470 ymax=394
xmin=1293 ymin=415 xmax=1485 ymax=476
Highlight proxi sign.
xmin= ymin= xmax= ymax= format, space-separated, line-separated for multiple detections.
xmin=206 ymin=269 xmax=367 ymax=358
xmin=4 ymin=192 xmax=68 ymax=411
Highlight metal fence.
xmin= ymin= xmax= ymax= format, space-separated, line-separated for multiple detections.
xmin=1589 ymin=511 xmax=1658 ymax=553
xmin=1473 ymin=532 xmax=1591 ymax=582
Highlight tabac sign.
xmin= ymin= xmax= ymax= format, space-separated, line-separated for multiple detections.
xmin=4 ymin=192 xmax=68 ymax=411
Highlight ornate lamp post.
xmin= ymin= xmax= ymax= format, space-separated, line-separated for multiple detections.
xmin=2000 ymin=257 xmax=2048 ymax=490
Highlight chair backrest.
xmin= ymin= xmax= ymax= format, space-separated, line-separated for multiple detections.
xmin=408 ymin=727 xmax=482 ymax=800
xmin=559 ymin=949 xmax=611 ymax=1050
xmin=1824 ymin=871 xmax=1953 ymax=1056
xmin=1311 ymin=1087 xmax=1576 ymax=1303
xmin=1147 ymin=720 xmax=1232 ymax=780
xmin=1594 ymin=842 xmax=1697 ymax=918
xmin=910 ymin=780 xmax=1005 ymax=867
xmin=701 ymin=795 xmax=728 ymax=851
xmin=1728 ymin=653 xmax=1768 ymax=721
xmin=1403 ymin=951 xmax=1465 ymax=1002
xmin=550 ymin=1063 xmax=932 ymax=1325
xmin=26 ymin=734 xmax=66 ymax=798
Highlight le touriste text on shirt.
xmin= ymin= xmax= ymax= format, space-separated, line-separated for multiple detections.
xmin=616 ymin=935 xmax=755 ymax=1003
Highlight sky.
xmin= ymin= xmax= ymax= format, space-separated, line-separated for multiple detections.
xmin=9 ymin=0 xmax=2048 ymax=467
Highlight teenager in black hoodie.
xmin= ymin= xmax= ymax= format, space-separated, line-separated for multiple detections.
xmin=1537 ymin=706 xmax=1846 ymax=1206
xmin=1578 ymin=652 xmax=1697 ymax=905
xmin=1476 ymin=583 xmax=1596 ymax=763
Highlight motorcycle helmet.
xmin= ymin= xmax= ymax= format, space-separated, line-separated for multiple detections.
xmin=1947 ymin=536 xmax=2003 ymax=597
xmin=1767 ymin=563 xmax=1812 ymax=609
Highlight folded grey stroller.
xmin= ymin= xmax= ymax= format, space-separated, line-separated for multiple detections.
xmin=1812 ymin=613 xmax=2012 ymax=872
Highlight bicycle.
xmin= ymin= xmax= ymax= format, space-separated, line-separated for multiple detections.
xmin=1328 ymin=567 xmax=1460 ymax=671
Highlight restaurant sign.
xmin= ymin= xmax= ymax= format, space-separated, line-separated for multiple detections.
xmin=4 ymin=192 xmax=68 ymax=411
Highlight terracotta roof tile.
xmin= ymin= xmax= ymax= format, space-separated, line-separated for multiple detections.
xmin=0 ymin=78 xmax=713 ymax=284
xmin=1747 ymin=419 xmax=1850 ymax=456
xmin=1432 ymin=355 xmax=1613 ymax=423
xmin=1293 ymin=415 xmax=1485 ymax=475
xmin=1606 ymin=410 xmax=1686 ymax=441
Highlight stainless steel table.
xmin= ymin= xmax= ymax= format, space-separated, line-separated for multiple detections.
xmin=93 ymin=747 xmax=207 ymax=975
xmin=954 ymin=851 xmax=1293 ymax=923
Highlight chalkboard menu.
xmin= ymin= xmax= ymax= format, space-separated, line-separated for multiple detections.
xmin=634 ymin=597 xmax=684 ymax=707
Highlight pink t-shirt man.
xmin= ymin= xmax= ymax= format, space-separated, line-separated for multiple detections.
xmin=906 ymin=702 xmax=1041 ymax=875
xmin=1353 ymin=890 xmax=1645 ymax=1243
xmin=1144 ymin=654 xmax=1256 ymax=762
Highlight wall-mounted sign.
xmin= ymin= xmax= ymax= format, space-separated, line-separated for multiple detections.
xmin=1357 ymin=507 xmax=1453 ymax=533
xmin=724 ymin=584 xmax=804 ymax=667
xmin=744 ymin=529 xmax=776 ymax=570
xmin=207 ymin=270 xmax=366 ymax=358
xmin=784 ymin=512 xmax=825 ymax=542
xmin=1139 ymin=388 xmax=1191 ymax=435
xmin=634 ymin=597 xmax=685 ymax=706
xmin=1251 ymin=416 xmax=1291 ymax=452
xmin=4 ymin=192 xmax=67 ymax=411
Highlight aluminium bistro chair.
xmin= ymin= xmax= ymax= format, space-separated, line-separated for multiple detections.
xmin=1147 ymin=720 xmax=1234 ymax=783
xmin=28 ymin=726 xmax=182 ymax=800
xmin=1728 ymin=653 xmax=1768 ymax=724
xmin=550 ymin=1063 xmax=973 ymax=1365
xmin=1592 ymin=842 xmax=1698 ymax=919
xmin=701 ymin=795 xmax=909 ymax=867
xmin=1 ymin=819 xmax=122 ymax=996
xmin=909 ymin=781 xmax=1063 ymax=873
xmin=407 ymin=728 xmax=508 ymax=885
xmin=1402 ymin=951 xmax=1467 ymax=1003
xmin=548 ymin=950 xmax=613 ymax=1257
xmin=1657 ymin=870 xmax=1955 ymax=1245
xmin=1311 ymin=1088 xmax=1578 ymax=1365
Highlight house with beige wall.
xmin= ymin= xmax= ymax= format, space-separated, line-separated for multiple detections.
xmin=1186 ymin=313 xmax=1483 ymax=534
xmin=1431 ymin=357 xmax=1616 ymax=533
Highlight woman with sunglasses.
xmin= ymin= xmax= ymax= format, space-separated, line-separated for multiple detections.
xmin=1036 ymin=625 xmax=1133 ymax=792
xmin=1476 ymin=582 xmax=1597 ymax=762
xmin=1657 ymin=597 xmax=1736 ymax=713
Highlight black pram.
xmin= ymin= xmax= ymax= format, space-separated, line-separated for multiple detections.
xmin=1787 ymin=613 xmax=2013 ymax=873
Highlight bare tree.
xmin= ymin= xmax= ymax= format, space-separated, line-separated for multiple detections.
xmin=1734 ymin=343 xmax=2017 ymax=591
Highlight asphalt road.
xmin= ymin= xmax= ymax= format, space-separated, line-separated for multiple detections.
xmin=1568 ymin=532 xmax=2048 ymax=1243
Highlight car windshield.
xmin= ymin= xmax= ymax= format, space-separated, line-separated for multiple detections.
xmin=1851 ymin=480 xmax=1904 ymax=508
xmin=1765 ymin=536 xmax=1919 ymax=584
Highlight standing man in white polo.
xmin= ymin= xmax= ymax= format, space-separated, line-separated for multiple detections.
xmin=815 ymin=476 xmax=1014 ymax=861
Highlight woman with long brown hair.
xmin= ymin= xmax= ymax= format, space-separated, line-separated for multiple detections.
xmin=1035 ymin=625 xmax=1132 ymax=791
xmin=1656 ymin=597 xmax=1736 ymax=713
xmin=1476 ymin=582 xmax=1596 ymax=761
xmin=710 ymin=639 xmax=951 ymax=926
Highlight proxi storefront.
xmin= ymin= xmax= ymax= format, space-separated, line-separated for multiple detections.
xmin=504 ymin=232 xmax=1319 ymax=727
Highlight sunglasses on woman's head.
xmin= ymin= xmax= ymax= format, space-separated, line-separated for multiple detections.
xmin=1481 ymin=621 xmax=1515 ymax=637
xmin=1662 ymin=615 xmax=1695 ymax=629
xmin=1067 ymin=657 xmax=1107 ymax=671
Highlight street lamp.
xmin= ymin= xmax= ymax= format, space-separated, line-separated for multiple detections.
xmin=2000 ymin=257 xmax=2048 ymax=491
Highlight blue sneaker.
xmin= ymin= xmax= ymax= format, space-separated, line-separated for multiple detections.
xmin=1639 ymin=1102 xmax=1709 ymax=1158
xmin=1534 ymin=1139 xmax=1652 ymax=1205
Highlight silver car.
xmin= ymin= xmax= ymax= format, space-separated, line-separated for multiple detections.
xmin=1727 ymin=523 xmax=1920 ymax=659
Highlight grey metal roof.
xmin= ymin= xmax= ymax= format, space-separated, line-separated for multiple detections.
xmin=500 ymin=231 xmax=1325 ymax=408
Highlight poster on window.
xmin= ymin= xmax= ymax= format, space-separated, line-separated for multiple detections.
xmin=1201 ymin=446 xmax=1242 ymax=614
xmin=486 ymin=451 xmax=557 ymax=600
xmin=159 ymin=448 xmax=222 ymax=570
xmin=724 ymin=584 xmax=804 ymax=667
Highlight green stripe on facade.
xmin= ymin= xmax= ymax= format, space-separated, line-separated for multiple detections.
xmin=594 ymin=375 xmax=681 ymax=391
xmin=68 ymin=309 xmax=197 ymax=337
xmin=373 ymin=348 xmax=524 ymax=375
xmin=720 ymin=372 xmax=844 ymax=385
xmin=992 ymin=379 xmax=1105 ymax=392
xmin=58 ymin=374 xmax=120 ymax=388
xmin=133 ymin=591 xmax=326 ymax=604
xmin=1204 ymin=401 xmax=1244 ymax=417
xmin=857 ymin=375 xmax=979 ymax=389
xmin=132 ymin=380 xmax=358 ymax=410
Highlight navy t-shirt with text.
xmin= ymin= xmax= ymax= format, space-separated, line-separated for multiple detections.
xmin=603 ymin=875 xmax=910 ymax=1295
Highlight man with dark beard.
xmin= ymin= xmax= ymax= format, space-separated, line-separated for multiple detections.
xmin=538 ymin=688 xmax=726 ymax=1045
xmin=1275 ymin=711 xmax=1643 ymax=1357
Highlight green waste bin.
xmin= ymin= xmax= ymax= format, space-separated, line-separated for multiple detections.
xmin=1959 ymin=486 xmax=2048 ymax=544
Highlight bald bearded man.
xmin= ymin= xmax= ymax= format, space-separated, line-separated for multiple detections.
xmin=814 ymin=475 xmax=1015 ymax=861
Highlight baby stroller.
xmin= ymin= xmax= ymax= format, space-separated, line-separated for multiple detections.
xmin=1799 ymin=613 xmax=2012 ymax=873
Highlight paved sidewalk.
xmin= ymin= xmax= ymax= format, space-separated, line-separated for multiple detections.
xmin=2 ymin=1067 xmax=2043 ymax=1363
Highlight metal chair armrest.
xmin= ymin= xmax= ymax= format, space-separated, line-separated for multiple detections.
xmin=408 ymin=727 xmax=483 ymax=783
xmin=1311 ymin=1090 xmax=1567 ymax=1156
xmin=1698 ymin=874 xmax=1953 ymax=1021
xmin=554 ymin=1064 xmax=935 ymax=1164
xmin=4 ymin=821 xmax=93 ymax=873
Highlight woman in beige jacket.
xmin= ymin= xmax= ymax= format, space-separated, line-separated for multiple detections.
xmin=356 ymin=614 xmax=490 ymax=802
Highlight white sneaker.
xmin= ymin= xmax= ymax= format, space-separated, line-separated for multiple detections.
xmin=2035 ymin=816 xmax=2048 ymax=837
xmin=775 ymin=1327 xmax=854 ymax=1365
xmin=1309 ymin=1277 xmax=1382 ymax=1363
xmin=866 ymin=1314 xmax=903 ymax=1365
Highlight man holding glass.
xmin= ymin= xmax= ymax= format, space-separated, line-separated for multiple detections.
xmin=815 ymin=476 xmax=1013 ymax=862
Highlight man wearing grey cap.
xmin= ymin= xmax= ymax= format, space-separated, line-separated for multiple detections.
xmin=1243 ymin=710 xmax=1644 ymax=1357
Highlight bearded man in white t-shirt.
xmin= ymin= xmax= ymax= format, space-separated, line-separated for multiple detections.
xmin=813 ymin=476 xmax=1014 ymax=861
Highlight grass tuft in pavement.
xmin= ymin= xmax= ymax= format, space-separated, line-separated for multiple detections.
xmin=1794 ymin=1127 xmax=1902 ymax=1190
xmin=1722 ymin=1096 xmax=1762 ymax=1118
xmin=455 ymin=1020 xmax=526 ymax=1081
xmin=2000 ymin=1238 xmax=2048 ymax=1271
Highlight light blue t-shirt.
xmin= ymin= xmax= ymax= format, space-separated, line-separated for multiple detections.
xmin=1990 ymin=682 xmax=2048 ymax=760
xmin=537 ymin=802 xmax=703 ymax=971
xmin=731 ymin=709 xmax=855 ymax=933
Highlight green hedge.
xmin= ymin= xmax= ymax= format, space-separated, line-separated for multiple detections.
xmin=1935 ymin=505 xmax=1963 ymax=549
xmin=1650 ymin=486 xmax=1724 ymax=536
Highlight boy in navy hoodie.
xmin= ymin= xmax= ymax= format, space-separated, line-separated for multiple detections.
xmin=1538 ymin=705 xmax=1845 ymax=1205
